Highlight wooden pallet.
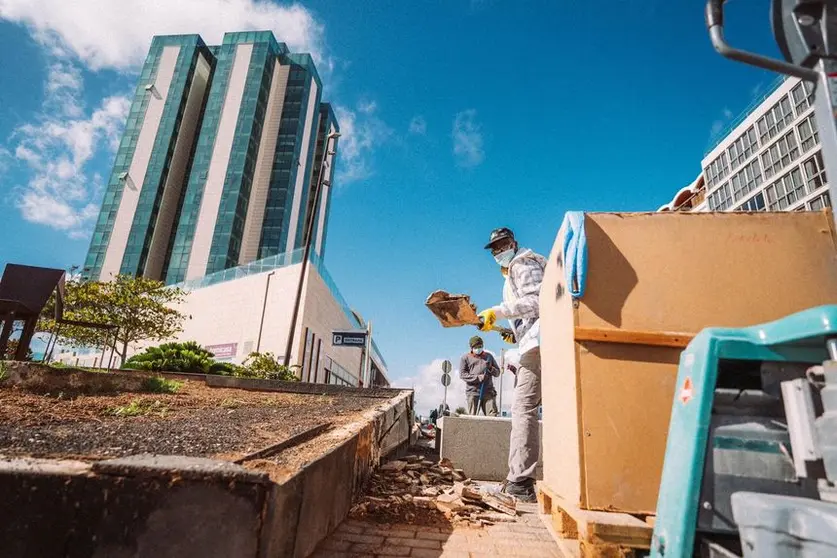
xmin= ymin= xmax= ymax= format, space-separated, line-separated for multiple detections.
xmin=537 ymin=483 xmax=654 ymax=558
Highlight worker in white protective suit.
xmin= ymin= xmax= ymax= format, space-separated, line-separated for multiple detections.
xmin=477 ymin=227 xmax=546 ymax=503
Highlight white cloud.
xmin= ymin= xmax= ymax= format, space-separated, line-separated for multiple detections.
xmin=0 ymin=0 xmax=329 ymax=73
xmin=6 ymin=58 xmax=130 ymax=238
xmin=0 ymin=147 xmax=12 ymax=174
xmin=452 ymin=109 xmax=484 ymax=167
xmin=409 ymin=115 xmax=427 ymax=135
xmin=44 ymin=62 xmax=84 ymax=116
xmin=397 ymin=358 xmax=467 ymax=416
xmin=334 ymin=101 xmax=392 ymax=184
xmin=708 ymin=106 xmax=734 ymax=142
xmin=395 ymin=352 xmax=518 ymax=417
xmin=1 ymin=0 xmax=332 ymax=237
xmin=357 ymin=100 xmax=377 ymax=114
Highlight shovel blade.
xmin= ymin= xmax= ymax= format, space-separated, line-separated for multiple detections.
xmin=425 ymin=290 xmax=481 ymax=328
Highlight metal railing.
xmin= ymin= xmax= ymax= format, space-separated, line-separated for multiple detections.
xmin=705 ymin=74 xmax=788 ymax=155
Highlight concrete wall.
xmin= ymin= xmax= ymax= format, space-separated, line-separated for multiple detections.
xmin=0 ymin=455 xmax=269 ymax=558
xmin=298 ymin=267 xmax=364 ymax=384
xmin=0 ymin=383 xmax=414 ymax=558
xmin=438 ymin=415 xmax=543 ymax=482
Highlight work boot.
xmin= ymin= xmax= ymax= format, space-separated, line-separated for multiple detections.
xmin=501 ymin=478 xmax=537 ymax=503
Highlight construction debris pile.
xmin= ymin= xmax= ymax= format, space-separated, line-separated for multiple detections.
xmin=350 ymin=453 xmax=517 ymax=527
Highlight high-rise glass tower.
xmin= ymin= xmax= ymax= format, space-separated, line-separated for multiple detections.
xmin=82 ymin=31 xmax=338 ymax=284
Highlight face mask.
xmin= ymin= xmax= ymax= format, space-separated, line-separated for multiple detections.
xmin=473 ymin=347 xmax=484 ymax=355
xmin=494 ymin=249 xmax=515 ymax=268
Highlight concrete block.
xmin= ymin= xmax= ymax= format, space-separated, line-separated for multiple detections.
xmin=438 ymin=416 xmax=543 ymax=481
xmin=0 ymin=455 xmax=268 ymax=558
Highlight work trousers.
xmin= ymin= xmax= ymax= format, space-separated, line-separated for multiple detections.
xmin=507 ymin=347 xmax=541 ymax=484
xmin=466 ymin=394 xmax=499 ymax=416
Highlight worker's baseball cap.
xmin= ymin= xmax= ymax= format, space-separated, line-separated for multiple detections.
xmin=469 ymin=335 xmax=483 ymax=348
xmin=484 ymin=227 xmax=515 ymax=250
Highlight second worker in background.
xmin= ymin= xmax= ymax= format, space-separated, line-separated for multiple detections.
xmin=459 ymin=335 xmax=501 ymax=416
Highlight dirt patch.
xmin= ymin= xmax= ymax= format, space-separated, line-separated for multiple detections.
xmin=0 ymin=375 xmax=384 ymax=461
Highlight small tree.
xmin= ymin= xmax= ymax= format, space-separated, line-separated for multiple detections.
xmin=39 ymin=274 xmax=186 ymax=364
xmin=455 ymin=406 xmax=467 ymax=415
xmin=238 ymin=352 xmax=299 ymax=381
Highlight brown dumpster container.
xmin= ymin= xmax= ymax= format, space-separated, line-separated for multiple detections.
xmin=539 ymin=210 xmax=837 ymax=514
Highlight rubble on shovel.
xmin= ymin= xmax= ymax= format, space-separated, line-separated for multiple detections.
xmin=351 ymin=453 xmax=517 ymax=527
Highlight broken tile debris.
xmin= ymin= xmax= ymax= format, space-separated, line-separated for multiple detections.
xmin=350 ymin=452 xmax=517 ymax=528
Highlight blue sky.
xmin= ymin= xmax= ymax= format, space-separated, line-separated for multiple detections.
xmin=0 ymin=1 xmax=783 ymax=412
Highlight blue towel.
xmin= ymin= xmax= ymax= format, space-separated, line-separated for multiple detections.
xmin=560 ymin=211 xmax=588 ymax=299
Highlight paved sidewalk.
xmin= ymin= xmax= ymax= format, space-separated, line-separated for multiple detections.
xmin=312 ymin=503 xmax=570 ymax=557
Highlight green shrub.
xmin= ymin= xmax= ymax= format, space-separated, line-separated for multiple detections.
xmin=108 ymin=399 xmax=168 ymax=417
xmin=123 ymin=341 xmax=215 ymax=374
xmin=141 ymin=376 xmax=183 ymax=394
xmin=209 ymin=361 xmax=242 ymax=376
xmin=236 ymin=352 xmax=299 ymax=382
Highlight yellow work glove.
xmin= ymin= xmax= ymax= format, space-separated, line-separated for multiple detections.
xmin=477 ymin=308 xmax=496 ymax=332
xmin=501 ymin=330 xmax=516 ymax=345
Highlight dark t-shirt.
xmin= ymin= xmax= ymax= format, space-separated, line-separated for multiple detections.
xmin=459 ymin=352 xmax=500 ymax=396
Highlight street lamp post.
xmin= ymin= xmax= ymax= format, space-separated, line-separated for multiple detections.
xmin=282 ymin=131 xmax=340 ymax=368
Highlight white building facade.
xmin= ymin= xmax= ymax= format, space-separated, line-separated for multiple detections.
xmin=660 ymin=76 xmax=831 ymax=214
xmin=83 ymin=32 xmax=337 ymax=286
xmin=56 ymin=253 xmax=390 ymax=388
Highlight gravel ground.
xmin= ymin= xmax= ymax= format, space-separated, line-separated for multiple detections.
xmin=0 ymin=378 xmax=385 ymax=462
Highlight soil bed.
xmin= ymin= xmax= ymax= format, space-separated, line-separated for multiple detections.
xmin=0 ymin=372 xmax=386 ymax=464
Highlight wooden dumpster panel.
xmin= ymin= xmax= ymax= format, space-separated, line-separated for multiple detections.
xmin=578 ymin=343 xmax=680 ymax=514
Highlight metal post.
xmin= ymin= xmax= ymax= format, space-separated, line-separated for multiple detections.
xmin=256 ymin=271 xmax=275 ymax=353
xmin=827 ymin=337 xmax=837 ymax=362
xmin=15 ymin=317 xmax=37 ymax=361
xmin=45 ymin=323 xmax=61 ymax=363
xmin=108 ymin=329 xmax=118 ymax=371
xmin=362 ymin=320 xmax=372 ymax=387
xmin=41 ymin=326 xmax=56 ymax=364
xmin=813 ymin=60 xmax=837 ymax=231
xmin=443 ymin=382 xmax=448 ymax=412
xmin=283 ymin=133 xmax=339 ymax=368
xmin=499 ymin=349 xmax=505 ymax=413
xmin=99 ymin=338 xmax=107 ymax=369
xmin=0 ymin=312 xmax=15 ymax=359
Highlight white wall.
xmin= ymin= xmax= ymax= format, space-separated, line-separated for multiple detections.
xmin=128 ymin=265 xmax=364 ymax=382
xmin=298 ymin=267 xmax=365 ymax=384
xmin=100 ymin=45 xmax=181 ymax=280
